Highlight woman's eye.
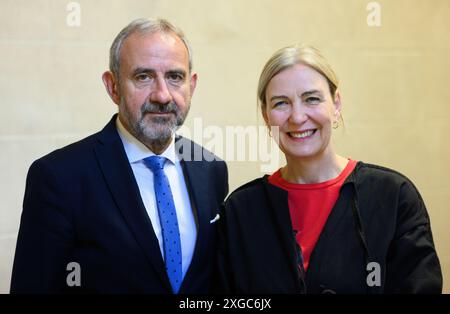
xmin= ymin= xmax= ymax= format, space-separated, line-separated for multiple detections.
xmin=306 ymin=97 xmax=321 ymax=104
xmin=273 ymin=100 xmax=287 ymax=107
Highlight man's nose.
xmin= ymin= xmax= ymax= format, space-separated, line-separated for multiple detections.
xmin=149 ymin=77 xmax=172 ymax=105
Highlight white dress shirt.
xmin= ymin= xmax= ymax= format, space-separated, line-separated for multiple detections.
xmin=115 ymin=117 xmax=197 ymax=280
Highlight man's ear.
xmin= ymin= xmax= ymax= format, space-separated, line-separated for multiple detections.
xmin=102 ymin=71 xmax=121 ymax=105
xmin=190 ymin=72 xmax=198 ymax=96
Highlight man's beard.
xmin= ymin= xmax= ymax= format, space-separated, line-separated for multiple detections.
xmin=121 ymin=98 xmax=190 ymax=150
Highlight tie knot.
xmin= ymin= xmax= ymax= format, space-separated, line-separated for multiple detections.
xmin=144 ymin=155 xmax=167 ymax=173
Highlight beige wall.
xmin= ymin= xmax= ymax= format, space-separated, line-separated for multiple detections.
xmin=0 ymin=0 xmax=448 ymax=293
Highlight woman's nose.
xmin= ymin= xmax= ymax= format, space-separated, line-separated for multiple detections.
xmin=289 ymin=103 xmax=308 ymax=125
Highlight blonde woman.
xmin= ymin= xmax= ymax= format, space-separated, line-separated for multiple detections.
xmin=216 ymin=45 xmax=442 ymax=294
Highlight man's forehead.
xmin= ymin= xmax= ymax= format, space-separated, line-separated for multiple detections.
xmin=120 ymin=31 xmax=189 ymax=68
xmin=128 ymin=30 xmax=180 ymax=46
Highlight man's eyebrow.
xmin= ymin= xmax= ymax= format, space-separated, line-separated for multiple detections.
xmin=167 ymin=69 xmax=187 ymax=76
xmin=131 ymin=68 xmax=187 ymax=77
xmin=132 ymin=67 xmax=155 ymax=76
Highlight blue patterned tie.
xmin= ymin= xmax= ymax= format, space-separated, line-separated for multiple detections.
xmin=143 ymin=156 xmax=182 ymax=293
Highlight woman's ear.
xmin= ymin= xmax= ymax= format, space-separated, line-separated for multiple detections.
xmin=262 ymin=105 xmax=270 ymax=127
xmin=333 ymin=90 xmax=342 ymax=119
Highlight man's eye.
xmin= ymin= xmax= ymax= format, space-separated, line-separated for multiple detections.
xmin=136 ymin=74 xmax=151 ymax=81
xmin=168 ymin=73 xmax=184 ymax=82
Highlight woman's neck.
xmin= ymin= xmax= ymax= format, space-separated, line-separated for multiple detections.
xmin=281 ymin=151 xmax=349 ymax=184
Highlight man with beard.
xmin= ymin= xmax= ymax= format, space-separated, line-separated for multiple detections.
xmin=10 ymin=18 xmax=228 ymax=294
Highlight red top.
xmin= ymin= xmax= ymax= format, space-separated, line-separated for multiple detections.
xmin=268 ymin=159 xmax=357 ymax=271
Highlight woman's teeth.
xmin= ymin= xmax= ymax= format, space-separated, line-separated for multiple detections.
xmin=289 ymin=130 xmax=314 ymax=138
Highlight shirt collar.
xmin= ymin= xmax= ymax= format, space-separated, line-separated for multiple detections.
xmin=115 ymin=116 xmax=178 ymax=165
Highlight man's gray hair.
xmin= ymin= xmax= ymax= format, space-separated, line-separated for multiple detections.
xmin=109 ymin=18 xmax=193 ymax=78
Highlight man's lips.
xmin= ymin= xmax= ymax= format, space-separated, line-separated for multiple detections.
xmin=145 ymin=111 xmax=174 ymax=115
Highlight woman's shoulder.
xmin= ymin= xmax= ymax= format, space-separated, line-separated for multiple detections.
xmin=354 ymin=161 xmax=423 ymax=200
xmin=226 ymin=176 xmax=268 ymax=202
xmin=225 ymin=175 xmax=286 ymax=205
xmin=355 ymin=161 xmax=416 ymax=185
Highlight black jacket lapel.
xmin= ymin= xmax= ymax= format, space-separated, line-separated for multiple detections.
xmin=261 ymin=177 xmax=304 ymax=291
xmin=175 ymin=136 xmax=212 ymax=290
xmin=93 ymin=116 xmax=171 ymax=290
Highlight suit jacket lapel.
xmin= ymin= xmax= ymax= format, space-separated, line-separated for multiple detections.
xmin=93 ymin=116 xmax=171 ymax=290
xmin=175 ymin=136 xmax=211 ymax=289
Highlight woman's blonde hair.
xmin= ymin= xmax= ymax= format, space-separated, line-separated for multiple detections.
xmin=257 ymin=44 xmax=339 ymax=111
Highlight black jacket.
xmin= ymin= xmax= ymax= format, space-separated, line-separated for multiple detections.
xmin=216 ymin=162 xmax=442 ymax=294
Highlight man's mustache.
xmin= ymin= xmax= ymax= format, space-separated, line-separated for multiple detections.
xmin=141 ymin=102 xmax=179 ymax=115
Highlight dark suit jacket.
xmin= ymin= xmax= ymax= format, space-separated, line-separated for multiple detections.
xmin=10 ymin=115 xmax=229 ymax=294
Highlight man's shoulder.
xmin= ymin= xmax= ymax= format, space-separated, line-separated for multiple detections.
xmin=24 ymin=130 xmax=106 ymax=189
xmin=33 ymin=116 xmax=117 ymax=168
xmin=36 ymin=132 xmax=101 ymax=166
